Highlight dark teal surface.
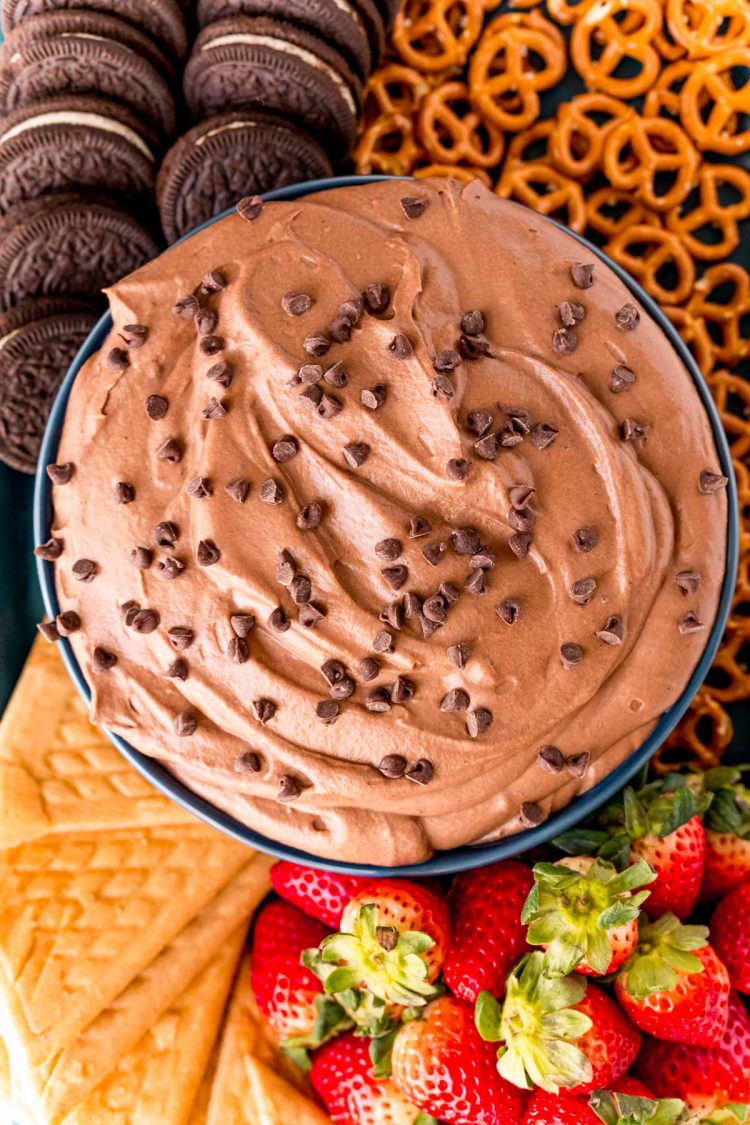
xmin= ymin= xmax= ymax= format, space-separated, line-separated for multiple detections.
xmin=0 ymin=468 xmax=40 ymax=708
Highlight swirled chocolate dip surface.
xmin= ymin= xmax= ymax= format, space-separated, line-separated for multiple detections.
xmin=50 ymin=178 xmax=728 ymax=865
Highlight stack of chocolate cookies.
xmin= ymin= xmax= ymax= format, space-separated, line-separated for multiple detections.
xmin=157 ymin=0 xmax=399 ymax=243
xmin=0 ymin=0 xmax=187 ymax=473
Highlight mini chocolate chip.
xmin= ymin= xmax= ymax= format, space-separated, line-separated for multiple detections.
xmin=531 ymin=423 xmax=558 ymax=449
xmin=72 ymin=558 xmax=97 ymax=582
xmin=679 ymin=612 xmax=705 ymax=634
xmin=451 ymin=526 xmax=480 ymax=555
xmin=499 ymin=423 xmax=524 ymax=448
xmin=156 ymin=438 xmax=182 ymax=463
xmin=616 ymin=303 xmax=640 ymax=330
xmin=538 ymin=745 xmax=565 ymax=773
xmin=107 ymin=346 xmax=129 ymax=371
xmin=344 ymin=442 xmax=370 ymax=469
xmin=129 ymin=608 xmax=159 ymax=634
xmin=388 ymin=333 xmax=412 ymax=359
xmin=227 ymin=636 xmax=250 ymax=664
xmin=382 ymin=565 xmax=408 ymax=591
xmin=168 ymin=626 xmax=194 ymax=650
xmin=330 ymin=675 xmax=355 ymax=700
xmin=278 ymin=776 xmax=301 ymax=802
xmin=559 ymin=301 xmax=585 ymax=327
xmin=409 ymin=515 xmax=432 ymax=538
xmin=321 ymin=659 xmax=347 ymax=687
xmin=317 ymin=393 xmax=343 ymax=419
xmin=571 ymin=262 xmax=595 ymax=288
xmin=432 ymin=374 xmax=454 ymax=399
xmin=365 ymin=686 xmax=392 ymax=713
xmin=200 ymin=335 xmax=225 ymax=356
xmin=439 ymin=581 xmax=460 ymax=606
xmin=373 ymin=630 xmax=394 ymax=653
xmin=406 ymin=759 xmax=433 ymax=785
xmin=46 ymin=462 xmax=74 ymax=484
xmin=113 ymin=481 xmax=135 ymax=504
xmin=230 ymin=614 xmax=255 ymax=639
xmin=423 ymin=594 xmax=447 ymax=623
xmin=37 ymin=620 xmax=59 ymax=642
xmin=447 ymin=458 xmax=470 ymax=480
xmin=379 ymin=753 xmax=407 ymax=778
xmin=93 ymin=647 xmax=117 ymax=672
xmin=268 ymin=607 xmax=290 ymax=632
xmin=187 ymin=476 xmax=212 ymax=499
xmin=361 ymin=384 xmax=387 ymax=409
xmin=497 ymin=597 xmax=521 ymax=624
xmin=621 ymin=418 xmax=647 ymax=442
xmin=164 ymin=658 xmax=188 ymax=680
xmin=122 ymin=602 xmax=139 ymax=627
xmin=422 ymin=541 xmax=447 ymax=566
xmin=282 ymin=291 xmax=313 ymax=316
xmin=509 ymin=507 xmax=535 ymax=533
xmin=277 ymin=549 xmax=296 ymax=585
xmin=675 ymin=570 xmax=701 ymax=595
xmin=380 ymin=601 xmax=405 ymax=630
xmin=461 ymin=310 xmax=485 ymax=336
xmin=447 ymin=642 xmax=469 ymax=669
xmin=552 ymin=327 xmax=578 ymax=354
xmin=329 ymin=316 xmax=353 ymax=344
xmin=145 ymin=394 xmax=168 ymax=420
xmin=401 ymin=196 xmax=428 ymax=219
xmin=458 ymin=333 xmax=491 ymax=360
xmin=200 ymin=270 xmax=226 ymax=293
xmin=324 ymin=361 xmax=347 ymax=388
xmin=610 ymin=365 xmax=636 ymax=393
xmin=254 ymin=698 xmax=277 ymax=723
xmin=571 ymin=578 xmax=597 ymax=605
xmin=234 ymin=750 xmax=261 ymax=772
xmin=364 ymin=282 xmax=390 ymax=314
xmin=290 ymin=574 xmax=312 ymax=604
xmin=195 ymin=307 xmax=218 ymax=336
xmin=225 ymin=478 xmax=250 ymax=503
xmin=56 ymin=610 xmax=80 ymax=636
xmin=237 ymin=194 xmax=262 ymax=220
xmin=509 ymin=484 xmax=536 ymax=509
xmin=474 ymin=432 xmax=501 ymax=460
xmin=520 ymin=802 xmax=545 ymax=827
xmin=465 ymin=568 xmax=487 ymax=596
xmin=338 ymin=297 xmax=363 ymax=325
xmin=121 ymin=323 xmax=148 ymax=347
xmin=357 ymin=657 xmax=380 ymax=682
xmin=567 ymin=752 xmax=590 ymax=778
xmin=260 ymin=478 xmax=285 ymax=504
xmin=509 ymin=533 xmax=532 ymax=559
xmin=573 ymin=527 xmax=598 ymax=553
xmin=560 ymin=642 xmax=584 ymax=668
xmin=419 ymin=614 xmax=440 ymax=639
xmin=272 ymin=440 xmax=298 ymax=471
xmin=466 ymin=708 xmax=492 ymax=738
xmin=699 ymin=470 xmax=728 ymax=494
xmin=159 ymin=556 xmax=185 ymax=579
xmin=34 ymin=537 xmax=63 ymax=561
xmin=375 ymin=538 xmax=402 ymax=561
xmin=173 ymin=294 xmax=200 ymax=319
xmin=596 ymin=616 xmax=623 ymax=645
xmin=299 ymin=602 xmax=325 ymax=628
xmin=391 ymin=676 xmax=415 ymax=703
xmin=466 ymin=409 xmax=493 ymax=437
xmin=404 ymin=592 xmax=422 ymax=619
xmin=197 ymin=539 xmax=221 ymax=566
xmin=304 ymin=333 xmax=330 ymax=357
xmin=202 ymin=397 xmax=227 ymax=420
xmin=441 ymin=688 xmax=470 ymax=712
xmin=433 ymin=348 xmax=461 ymax=373
xmin=316 ymin=700 xmax=340 ymax=724
xmin=207 ymin=361 xmax=233 ymax=387
xmin=297 ymin=502 xmax=323 ymax=530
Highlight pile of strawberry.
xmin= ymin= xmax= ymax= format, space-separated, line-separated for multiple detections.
xmin=249 ymin=764 xmax=750 ymax=1125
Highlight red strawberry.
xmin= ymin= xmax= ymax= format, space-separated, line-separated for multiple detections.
xmin=697 ymin=766 xmax=750 ymax=903
xmin=476 ymin=952 xmax=640 ymax=1096
xmin=635 ymin=991 xmax=750 ymax=1110
xmin=270 ymin=861 xmax=374 ymax=928
xmin=443 ymin=859 xmax=533 ymax=1002
xmin=522 ymin=856 xmax=654 ymax=977
xmin=711 ymin=881 xmax=750 ymax=993
xmin=391 ymin=994 xmax=528 ymax=1125
xmin=523 ymin=1077 xmax=654 ymax=1125
xmin=614 ymin=914 xmax=730 ymax=1047
xmin=702 ymin=831 xmax=750 ymax=903
xmin=310 ymin=1031 xmax=423 ymax=1125
xmin=632 ymin=816 xmax=706 ymax=921
xmin=250 ymin=899 xmax=332 ymax=1040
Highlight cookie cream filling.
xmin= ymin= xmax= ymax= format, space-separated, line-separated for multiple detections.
xmin=0 ymin=111 xmax=155 ymax=161
xmin=196 ymin=120 xmax=260 ymax=147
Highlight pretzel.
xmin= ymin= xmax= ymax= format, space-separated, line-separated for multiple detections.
xmin=706 ymin=369 xmax=750 ymax=462
xmin=681 ymin=48 xmax=750 ymax=154
xmin=546 ymin=0 xmax=593 ymax=25
xmin=468 ymin=20 xmax=567 ymax=131
xmin=602 ymin=115 xmax=700 ymax=211
xmin=585 ymin=186 xmax=662 ymax=238
xmin=704 ymin=627 xmax=750 ymax=704
xmin=570 ymin=0 xmax=663 ymax=99
xmin=392 ymin=0 xmax=484 ymax=72
xmin=496 ymin=161 xmax=587 ymax=233
xmin=414 ymin=163 xmax=493 ymax=186
xmin=654 ymin=688 xmax=733 ymax=774
xmin=605 ymin=224 xmax=696 ymax=304
xmin=550 ymin=93 xmax=635 ymax=179
xmin=655 ymin=20 xmax=688 ymax=62
xmin=686 ymin=262 xmax=750 ymax=365
xmin=665 ymin=163 xmax=750 ymax=261
xmin=733 ymin=459 xmax=750 ymax=558
xmin=662 ymin=305 xmax=717 ymax=378
xmin=667 ymin=0 xmax=750 ymax=57
xmin=363 ymin=64 xmax=432 ymax=125
xmin=643 ymin=60 xmax=695 ymax=117
xmin=354 ymin=113 xmax=421 ymax=176
xmin=417 ymin=81 xmax=505 ymax=167
xmin=503 ymin=118 xmax=556 ymax=166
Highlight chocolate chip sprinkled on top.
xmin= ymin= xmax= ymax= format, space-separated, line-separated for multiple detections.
xmin=227 ymin=636 xmax=249 ymax=664
xmin=366 ymin=687 xmax=391 ymax=713
xmin=278 ymin=776 xmax=301 ymax=802
xmin=299 ymin=363 xmax=323 ymax=384
xmin=552 ymin=328 xmax=578 ymax=354
xmin=113 ymin=481 xmax=135 ymax=505
xmin=93 ymin=647 xmax=117 ymax=673
xmin=277 ymin=549 xmax=296 ymax=586
xmin=596 ymin=616 xmax=624 ymax=645
xmin=207 ymin=361 xmax=233 ymax=387
xmin=47 ymin=462 xmax=74 ymax=484
xmin=679 ymin=611 xmax=705 ymax=634
xmin=129 ymin=608 xmax=159 ymax=634
xmin=297 ymin=502 xmax=323 ymax=530
xmin=567 ymin=752 xmax=590 ymax=778
xmin=406 ymin=759 xmax=433 ymax=785
xmin=237 ymin=194 xmax=262 ymax=220
xmin=282 ymin=291 xmax=313 ymax=316
xmin=225 ymin=478 xmax=250 ymax=503
xmin=466 ymin=409 xmax=493 ymax=436
xmin=610 ymin=365 xmax=636 ymax=393
xmin=559 ymin=301 xmax=585 ymax=326
xmin=573 ymin=526 xmax=598 ymax=553
xmin=361 ymin=384 xmax=387 ymax=410
xmin=520 ymin=801 xmax=545 ymax=827
xmin=304 ymin=333 xmax=330 ymax=357
xmin=447 ymin=642 xmax=470 ymax=669
xmin=401 ymin=196 xmax=428 ymax=219
xmin=459 ymin=333 xmax=491 ymax=360
xmin=374 ymin=538 xmax=401 ymax=563
xmin=560 ymin=642 xmax=584 ymax=668
xmin=422 ymin=541 xmax=447 ymax=567
xmin=260 ymin=478 xmax=285 ymax=505
xmin=173 ymin=294 xmax=199 ymax=319
xmin=201 ymin=270 xmax=226 ymax=293
xmin=675 ymin=570 xmax=701 ymax=595
xmin=268 ymin=607 xmax=290 ymax=633
xmin=107 ymin=346 xmax=129 ymax=371
xmin=330 ymin=675 xmax=355 ymax=701
xmin=373 ymin=630 xmax=394 ymax=654
xmin=432 ymin=374 xmax=454 ymax=399
xmin=461 ymin=310 xmax=485 ymax=336
xmin=538 ymin=745 xmax=565 ymax=773
xmin=451 ymin=526 xmax=481 ymax=556
xmin=441 ymin=688 xmax=470 ymax=713
xmin=328 ymin=316 xmax=352 ymax=344
xmin=447 ymin=458 xmax=470 ymax=481
xmin=339 ymin=297 xmax=363 ymax=325
xmin=34 ymin=537 xmax=63 ymax=561
xmin=187 ymin=476 xmax=212 ymax=499
xmin=391 ymin=676 xmax=415 ymax=704
xmin=364 ymin=282 xmax=390 ymax=314
xmin=497 ymin=597 xmax=521 ymax=625
xmin=616 ymin=303 xmax=640 ymax=330
xmin=509 ymin=533 xmax=532 ymax=559
xmin=465 ymin=568 xmax=487 ymax=596
xmin=195 ymin=307 xmax=218 ymax=336
xmin=439 ymin=581 xmax=460 ymax=606
xmin=531 ymin=423 xmax=558 ymax=449
xmin=197 ymin=539 xmax=221 ymax=566
xmin=159 ymin=556 xmax=185 ymax=579
xmin=422 ymin=594 xmax=447 ymax=623
xmin=433 ymin=349 xmax=461 ymax=373
xmin=344 ymin=443 xmax=370 ymax=469
xmin=200 ymin=335 xmax=225 ymax=356
xmin=234 ymin=750 xmax=261 ymax=772
xmin=379 ymin=753 xmax=406 ymax=778
xmin=466 ymin=708 xmax=492 ymax=738
xmin=290 ymin=574 xmax=312 ymax=604
xmin=168 ymin=626 xmax=194 ymax=650
xmin=254 ymin=699 xmax=277 ymax=723
xmin=121 ymin=323 xmax=148 ymax=348
xmin=404 ymin=592 xmax=422 ymax=619
xmin=380 ymin=601 xmax=405 ymax=630
xmin=621 ymin=418 xmax=648 ymax=442
xmin=324 ymin=362 xmax=348 ymax=388
xmin=474 ymin=432 xmax=501 ymax=460
xmin=72 ymin=559 xmax=97 ymax=582
xmin=37 ymin=620 xmax=59 ymax=643
xmin=509 ymin=508 xmax=536 ymax=534
xmin=388 ymin=333 xmax=412 ymax=359
xmin=699 ymin=470 xmax=728 ymax=494
xmin=571 ymin=262 xmax=595 ymax=288
xmin=571 ymin=578 xmax=597 ymax=605
xmin=357 ymin=657 xmax=380 ymax=682
xmin=321 ymin=659 xmax=347 ymax=687
xmin=202 ymin=397 xmax=227 ymax=420
xmin=316 ymin=700 xmax=339 ymax=724
xmin=145 ymin=395 xmax=168 ymax=420
xmin=408 ymin=515 xmax=432 ymax=539
xmin=382 ymin=565 xmax=408 ymax=591
xmin=56 ymin=611 xmax=80 ymax=636
xmin=231 ymin=614 xmax=255 ymax=638
xmin=156 ymin=438 xmax=182 ymax=463
xmin=299 ymin=603 xmax=325 ymax=628
xmin=317 ymin=393 xmax=343 ymax=419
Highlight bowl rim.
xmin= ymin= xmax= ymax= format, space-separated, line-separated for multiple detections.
xmin=34 ymin=173 xmax=739 ymax=876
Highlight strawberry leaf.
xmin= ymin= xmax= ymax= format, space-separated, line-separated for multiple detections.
xmin=282 ymin=994 xmax=354 ymax=1070
xmin=368 ymin=1024 xmax=399 ymax=1079
xmin=619 ymin=913 xmax=707 ymax=1001
xmin=414 ymin=1116 xmax=440 ymax=1125
xmin=589 ymin=1090 xmax=687 ymax=1125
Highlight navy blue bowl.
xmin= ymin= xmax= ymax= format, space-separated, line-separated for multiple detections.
xmin=35 ymin=174 xmax=739 ymax=876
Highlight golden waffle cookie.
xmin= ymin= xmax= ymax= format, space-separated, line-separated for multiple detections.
xmin=188 ymin=1040 xmax=220 ymax=1125
xmin=0 ymin=637 xmax=191 ymax=849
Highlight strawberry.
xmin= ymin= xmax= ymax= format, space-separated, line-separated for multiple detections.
xmin=635 ymin=991 xmax=750 ymax=1110
xmin=632 ymin=817 xmax=706 ymax=922
xmin=476 ymin=952 xmax=641 ymax=1095
xmin=310 ymin=1031 xmax=426 ymax=1125
xmin=711 ymin=882 xmax=750 ymax=994
xmin=522 ymin=856 xmax=655 ymax=976
xmin=270 ymin=861 xmax=374 ymax=928
xmin=524 ymin=1080 xmax=676 ymax=1125
xmin=443 ymin=859 xmax=533 ymax=1002
xmin=614 ymin=914 xmax=730 ymax=1046
xmin=697 ymin=766 xmax=750 ymax=903
xmin=391 ymin=994 xmax=529 ymax=1125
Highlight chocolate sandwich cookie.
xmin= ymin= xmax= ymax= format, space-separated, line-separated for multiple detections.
xmin=183 ymin=16 xmax=362 ymax=161
xmin=0 ymin=0 xmax=188 ymax=64
xmin=0 ymin=194 xmax=160 ymax=310
xmin=157 ymin=111 xmax=332 ymax=244
xmin=0 ymin=97 xmax=162 ymax=215
xmin=0 ymin=297 xmax=99 ymax=472
xmin=0 ymin=14 xmax=177 ymax=140
xmin=195 ymin=0 xmax=374 ymax=81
